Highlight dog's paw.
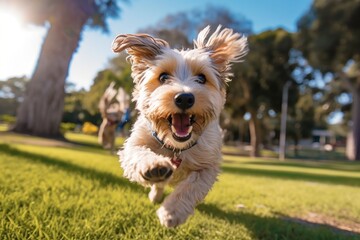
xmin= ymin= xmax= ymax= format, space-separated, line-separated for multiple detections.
xmin=140 ymin=159 xmax=173 ymax=183
xmin=141 ymin=166 xmax=173 ymax=183
xmin=156 ymin=206 xmax=188 ymax=228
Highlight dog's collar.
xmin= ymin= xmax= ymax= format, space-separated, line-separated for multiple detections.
xmin=107 ymin=119 xmax=119 ymax=126
xmin=151 ymin=130 xmax=197 ymax=154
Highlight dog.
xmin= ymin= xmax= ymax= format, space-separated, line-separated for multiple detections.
xmin=98 ymin=82 xmax=130 ymax=152
xmin=112 ymin=25 xmax=248 ymax=227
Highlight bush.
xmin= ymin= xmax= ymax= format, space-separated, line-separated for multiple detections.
xmin=60 ymin=122 xmax=77 ymax=133
xmin=0 ymin=115 xmax=16 ymax=124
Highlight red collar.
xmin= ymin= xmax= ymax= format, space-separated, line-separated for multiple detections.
xmin=107 ymin=119 xmax=119 ymax=126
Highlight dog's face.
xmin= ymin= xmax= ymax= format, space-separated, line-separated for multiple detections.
xmin=112 ymin=26 xmax=248 ymax=150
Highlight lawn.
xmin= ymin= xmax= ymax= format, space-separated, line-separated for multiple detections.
xmin=0 ymin=132 xmax=360 ymax=239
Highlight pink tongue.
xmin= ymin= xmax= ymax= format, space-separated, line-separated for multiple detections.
xmin=172 ymin=113 xmax=190 ymax=136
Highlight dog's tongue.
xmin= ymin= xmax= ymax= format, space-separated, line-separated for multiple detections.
xmin=172 ymin=113 xmax=191 ymax=136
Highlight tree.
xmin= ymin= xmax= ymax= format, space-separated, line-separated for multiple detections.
xmin=139 ymin=5 xmax=252 ymax=47
xmin=297 ymin=0 xmax=360 ymax=160
xmin=228 ymin=29 xmax=298 ymax=156
xmin=8 ymin=0 xmax=123 ymax=137
xmin=63 ymin=88 xmax=94 ymax=125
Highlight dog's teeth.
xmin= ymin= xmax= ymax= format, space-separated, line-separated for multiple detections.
xmin=187 ymin=126 xmax=193 ymax=134
xmin=171 ymin=125 xmax=176 ymax=133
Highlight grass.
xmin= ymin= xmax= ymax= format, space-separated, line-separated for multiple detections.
xmin=0 ymin=123 xmax=9 ymax=131
xmin=0 ymin=132 xmax=360 ymax=239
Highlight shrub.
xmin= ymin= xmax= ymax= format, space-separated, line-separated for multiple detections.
xmin=60 ymin=122 xmax=77 ymax=133
xmin=0 ymin=115 xmax=16 ymax=124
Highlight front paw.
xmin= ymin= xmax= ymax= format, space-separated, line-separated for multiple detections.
xmin=141 ymin=166 xmax=172 ymax=182
xmin=140 ymin=159 xmax=174 ymax=183
xmin=156 ymin=205 xmax=189 ymax=228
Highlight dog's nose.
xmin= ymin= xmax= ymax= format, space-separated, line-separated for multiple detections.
xmin=174 ymin=93 xmax=195 ymax=110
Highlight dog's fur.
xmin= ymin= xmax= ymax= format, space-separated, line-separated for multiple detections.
xmin=112 ymin=26 xmax=248 ymax=227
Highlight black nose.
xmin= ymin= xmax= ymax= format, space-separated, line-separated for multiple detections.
xmin=174 ymin=93 xmax=195 ymax=110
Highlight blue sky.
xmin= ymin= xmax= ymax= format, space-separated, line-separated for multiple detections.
xmin=0 ymin=0 xmax=313 ymax=90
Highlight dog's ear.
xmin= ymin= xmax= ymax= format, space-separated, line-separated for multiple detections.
xmin=112 ymin=34 xmax=169 ymax=89
xmin=194 ymin=25 xmax=248 ymax=79
xmin=112 ymin=34 xmax=169 ymax=60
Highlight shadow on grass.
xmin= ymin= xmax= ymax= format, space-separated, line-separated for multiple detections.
xmin=0 ymin=144 xmax=143 ymax=193
xmin=198 ymin=203 xmax=359 ymax=240
xmin=240 ymin=160 xmax=360 ymax=173
xmin=64 ymin=136 xmax=124 ymax=156
xmin=286 ymin=149 xmax=348 ymax=161
xmin=221 ymin=165 xmax=360 ymax=187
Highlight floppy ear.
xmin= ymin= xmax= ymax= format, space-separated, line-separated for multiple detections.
xmin=194 ymin=25 xmax=248 ymax=81
xmin=112 ymin=34 xmax=169 ymax=86
xmin=112 ymin=33 xmax=169 ymax=60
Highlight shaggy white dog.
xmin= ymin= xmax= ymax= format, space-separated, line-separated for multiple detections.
xmin=112 ymin=25 xmax=248 ymax=227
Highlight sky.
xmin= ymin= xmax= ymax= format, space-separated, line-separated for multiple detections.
xmin=0 ymin=0 xmax=313 ymax=90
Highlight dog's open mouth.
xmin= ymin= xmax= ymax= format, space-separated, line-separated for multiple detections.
xmin=168 ymin=113 xmax=195 ymax=142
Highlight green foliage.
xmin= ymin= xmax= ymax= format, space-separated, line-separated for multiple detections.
xmin=297 ymin=0 xmax=360 ymax=72
xmin=60 ymin=122 xmax=77 ymax=133
xmin=0 ymin=115 xmax=16 ymax=124
xmin=0 ymin=76 xmax=27 ymax=116
xmin=230 ymin=29 xmax=297 ymax=112
xmin=0 ymin=133 xmax=359 ymax=239
xmin=297 ymin=0 xmax=360 ymax=160
xmin=139 ymin=5 xmax=252 ymax=47
xmin=62 ymin=88 xmax=100 ymax=127
xmin=225 ymin=29 xmax=303 ymax=150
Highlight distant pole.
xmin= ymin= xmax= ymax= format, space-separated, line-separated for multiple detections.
xmin=279 ymin=81 xmax=291 ymax=160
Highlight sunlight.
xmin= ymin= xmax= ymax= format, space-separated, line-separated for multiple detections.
xmin=0 ymin=7 xmax=24 ymax=51
xmin=0 ymin=8 xmax=23 ymax=31
xmin=0 ymin=7 xmax=47 ymax=80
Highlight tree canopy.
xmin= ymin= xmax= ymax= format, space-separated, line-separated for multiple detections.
xmin=297 ymin=0 xmax=360 ymax=160
xmin=0 ymin=76 xmax=27 ymax=116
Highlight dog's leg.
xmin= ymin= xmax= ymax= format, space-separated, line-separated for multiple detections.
xmin=98 ymin=120 xmax=106 ymax=145
xmin=119 ymin=146 xmax=174 ymax=186
xmin=156 ymin=166 xmax=219 ymax=227
xmin=149 ymin=185 xmax=164 ymax=203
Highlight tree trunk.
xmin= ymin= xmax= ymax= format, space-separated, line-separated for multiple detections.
xmin=249 ymin=110 xmax=261 ymax=157
xmin=346 ymin=87 xmax=360 ymax=160
xmin=13 ymin=1 xmax=91 ymax=138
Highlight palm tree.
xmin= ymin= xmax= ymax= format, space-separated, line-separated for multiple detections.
xmin=9 ymin=0 xmax=123 ymax=137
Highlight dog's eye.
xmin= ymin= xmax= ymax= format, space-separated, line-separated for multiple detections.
xmin=159 ymin=72 xmax=170 ymax=84
xmin=195 ymin=74 xmax=206 ymax=84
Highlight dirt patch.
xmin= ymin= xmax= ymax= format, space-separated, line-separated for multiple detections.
xmin=0 ymin=131 xmax=75 ymax=147
xmin=281 ymin=212 xmax=360 ymax=235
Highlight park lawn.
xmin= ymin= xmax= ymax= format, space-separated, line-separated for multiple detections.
xmin=0 ymin=124 xmax=9 ymax=132
xmin=0 ymin=133 xmax=360 ymax=239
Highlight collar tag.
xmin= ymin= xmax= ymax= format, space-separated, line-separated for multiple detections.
xmin=171 ymin=156 xmax=182 ymax=168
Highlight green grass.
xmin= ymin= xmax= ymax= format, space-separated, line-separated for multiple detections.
xmin=1 ymin=133 xmax=360 ymax=239
xmin=0 ymin=123 xmax=9 ymax=132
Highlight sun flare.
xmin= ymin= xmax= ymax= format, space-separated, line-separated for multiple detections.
xmin=0 ymin=7 xmax=24 ymax=39
xmin=0 ymin=7 xmax=26 ymax=61
xmin=0 ymin=6 xmax=47 ymax=80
